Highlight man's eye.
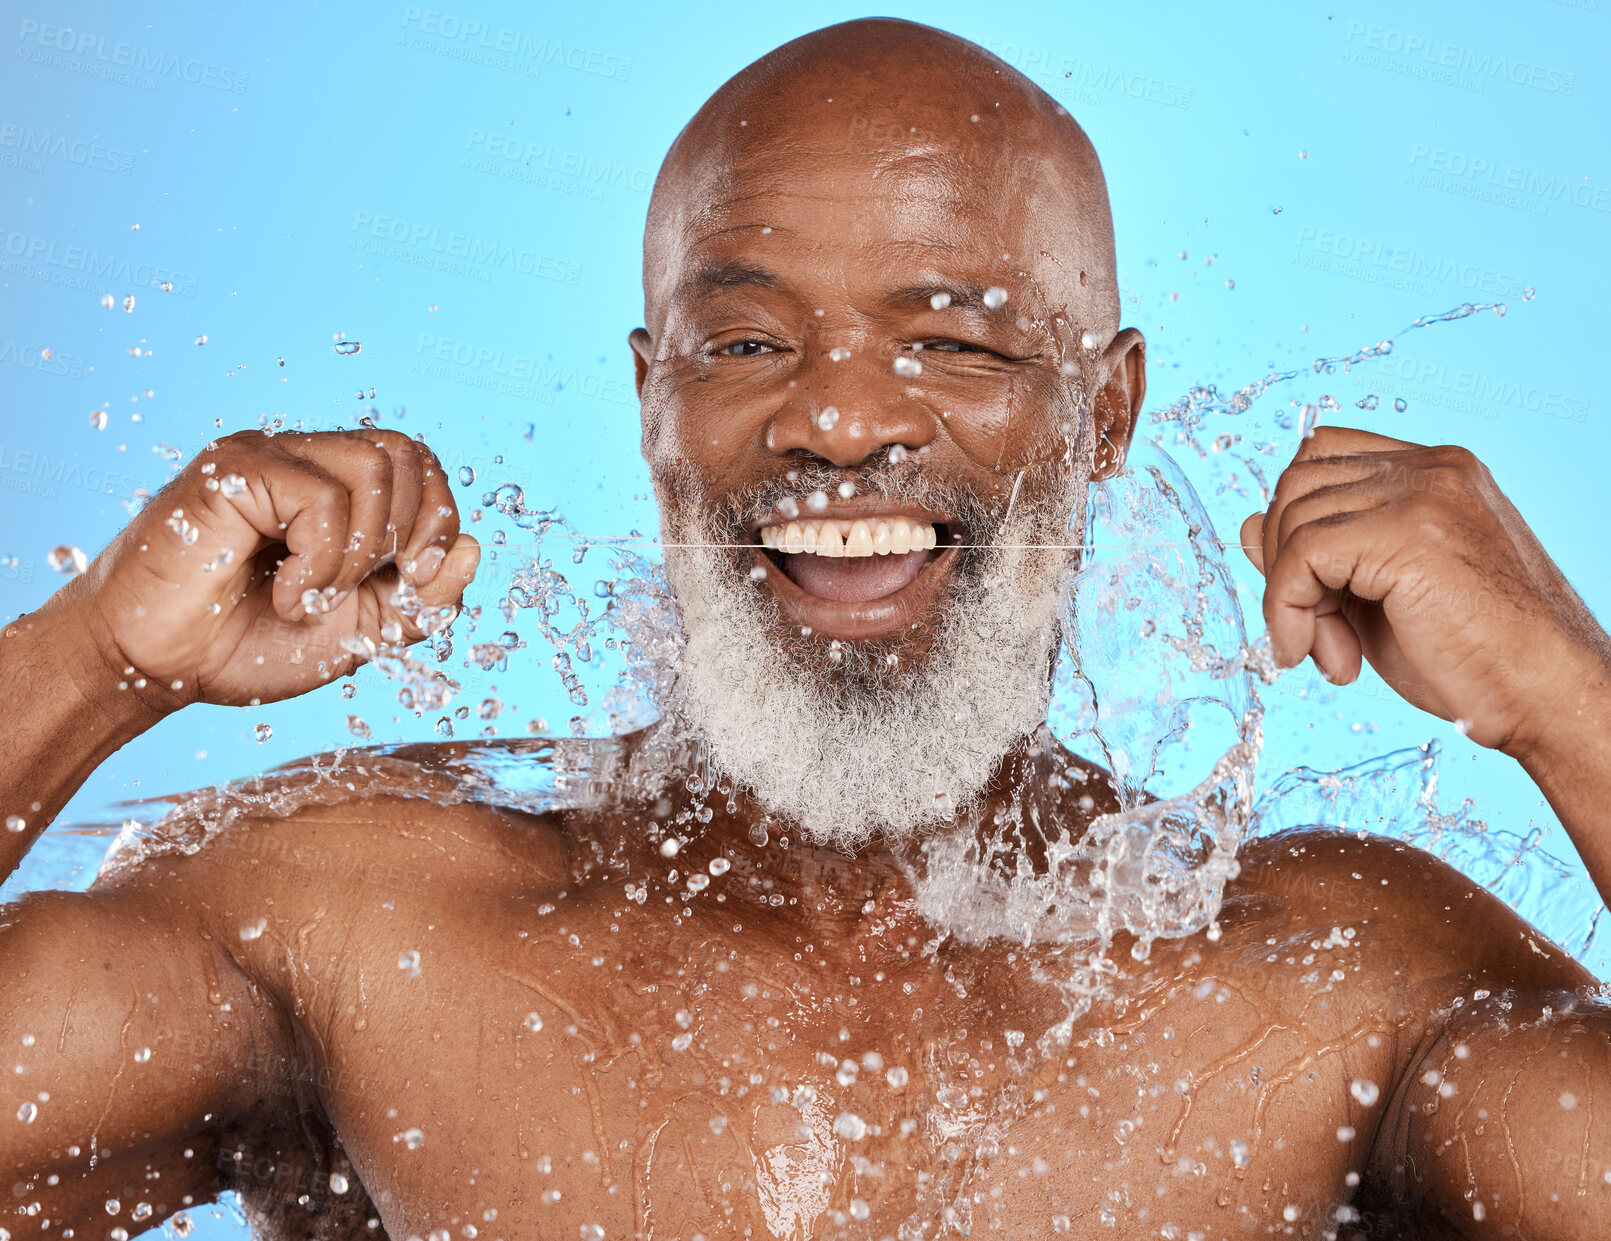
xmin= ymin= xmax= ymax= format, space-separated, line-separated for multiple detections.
xmin=923 ymin=340 xmax=984 ymax=353
xmin=718 ymin=341 xmax=773 ymax=357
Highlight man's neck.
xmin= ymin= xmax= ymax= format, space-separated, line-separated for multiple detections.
xmin=650 ymin=727 xmax=1118 ymax=944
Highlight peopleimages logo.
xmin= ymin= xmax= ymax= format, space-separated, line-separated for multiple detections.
xmin=0 ymin=441 xmax=146 ymax=500
xmin=0 ymin=339 xmax=85 ymax=380
xmin=1374 ymin=353 xmax=1589 ymax=424
xmin=0 ymin=123 xmax=137 ymax=175
xmin=349 ymin=211 xmax=583 ymax=286
xmin=0 ymin=227 xmax=200 ymax=297
xmin=399 ymin=8 xmax=631 ymax=81
xmin=413 ymin=333 xmax=634 ymax=406
xmin=1342 ymin=22 xmax=1575 ymax=94
xmin=979 ymin=39 xmax=1192 ymax=109
xmin=14 ymin=19 xmax=250 ymax=94
xmin=1292 ymin=226 xmax=1530 ymax=299
xmin=1407 ymin=144 xmax=1609 ymax=215
xmin=462 ymin=130 xmax=651 ymax=196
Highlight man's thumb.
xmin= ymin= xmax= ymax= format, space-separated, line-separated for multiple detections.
xmin=418 ymin=532 xmax=480 ymax=609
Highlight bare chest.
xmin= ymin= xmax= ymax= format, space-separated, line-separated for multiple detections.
xmin=281 ymin=908 xmax=1392 ymax=1239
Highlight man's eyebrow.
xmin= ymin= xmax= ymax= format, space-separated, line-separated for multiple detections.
xmin=883 ymin=281 xmax=989 ymax=312
xmin=681 ymin=259 xmax=786 ymax=297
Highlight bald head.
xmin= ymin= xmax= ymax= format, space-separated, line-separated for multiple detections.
xmin=642 ymin=18 xmax=1120 ymax=341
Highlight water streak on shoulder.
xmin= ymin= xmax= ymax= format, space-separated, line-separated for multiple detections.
xmin=93 ymin=731 xmax=680 ymax=881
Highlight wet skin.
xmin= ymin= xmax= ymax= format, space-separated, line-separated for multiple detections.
xmin=3 ymin=754 xmax=1601 ymax=1239
xmin=4 ymin=16 xmax=1611 ymax=1241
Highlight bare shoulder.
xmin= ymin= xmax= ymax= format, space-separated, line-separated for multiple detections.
xmin=121 ymin=745 xmax=578 ymax=925
xmin=1226 ymin=826 xmax=1595 ymax=997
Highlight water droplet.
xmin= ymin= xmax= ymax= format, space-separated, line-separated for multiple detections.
xmin=333 ymin=341 xmax=362 ymax=356
xmin=524 ymin=1012 xmax=544 ymax=1033
xmin=1230 ymin=1138 xmax=1250 ymax=1167
xmin=1356 ymin=394 xmax=1380 ymax=410
xmin=888 ymin=444 xmax=908 ymax=464
xmin=100 ymin=293 xmax=115 ymax=309
xmin=1350 ymin=1078 xmax=1380 ymax=1106
xmin=671 ymin=1032 xmax=693 ymax=1051
xmin=886 ymin=1065 xmax=908 ymax=1088
xmin=395 ymin=1127 xmax=424 ymax=1150
xmin=1393 ymin=397 xmax=1408 ymax=413
xmin=329 ymin=1173 xmax=349 ymax=1194
xmin=458 ymin=466 xmax=476 ymax=486
xmin=1336 ymin=1125 xmax=1355 ymax=1141
xmin=708 ymin=857 xmax=730 ymax=876
xmin=806 ymin=490 xmax=829 ymax=513
xmin=347 ymin=715 xmax=371 ymax=740
xmin=817 ymin=405 xmax=840 ymax=430
xmin=15 ymin=1102 xmax=36 ymax=1123
xmin=828 ymin=347 xmax=851 ymax=361
xmin=929 ymin=291 xmax=952 ymax=310
xmin=1079 ymin=330 xmax=1099 ymax=350
xmin=122 ymin=295 xmax=135 ymax=313
xmin=47 ymin=546 xmax=87 ymax=577
xmin=254 ymin=723 xmax=272 ymax=743
xmin=89 ymin=409 xmax=108 ymax=430
xmin=1522 ymin=286 xmax=1536 ymax=300
xmin=836 ymin=1060 xmax=858 ymax=1087
xmin=105 ymin=1199 xmax=120 ymax=1216
xmin=982 ymin=286 xmax=1008 ymax=310
xmin=170 ymin=1210 xmax=194 ymax=1236
xmin=398 ymin=949 xmax=421 ymax=978
xmin=580 ymin=1226 xmax=604 ymax=1241
xmin=133 ymin=1046 xmax=151 ymax=1063
xmin=4 ymin=815 xmax=24 ymax=834
xmin=893 ymin=355 xmax=922 ymax=377
xmin=239 ymin=917 xmax=267 ymax=941
xmin=194 ymin=334 xmax=208 ymax=346
xmin=833 ymin=1111 xmax=868 ymax=1140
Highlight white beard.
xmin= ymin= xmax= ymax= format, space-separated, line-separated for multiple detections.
xmin=658 ymin=465 xmax=1085 ymax=851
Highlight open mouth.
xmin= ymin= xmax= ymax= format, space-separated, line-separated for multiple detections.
xmin=749 ymin=510 xmax=962 ymax=640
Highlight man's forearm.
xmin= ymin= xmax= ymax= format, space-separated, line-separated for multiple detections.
xmin=0 ymin=602 xmax=165 ymax=882
xmin=1514 ymin=646 xmax=1611 ymax=910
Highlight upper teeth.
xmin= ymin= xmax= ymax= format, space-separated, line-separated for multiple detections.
xmin=760 ymin=518 xmax=938 ymax=558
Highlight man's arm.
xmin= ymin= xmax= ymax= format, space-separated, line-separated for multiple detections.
xmin=1241 ymin=426 xmax=1611 ymax=905
xmin=1 ymin=426 xmax=477 ymax=878
xmin=1375 ymin=986 xmax=1611 ymax=1235
xmin=0 ymin=427 xmax=479 ymax=1230
xmin=0 ymin=862 xmax=289 ymax=1234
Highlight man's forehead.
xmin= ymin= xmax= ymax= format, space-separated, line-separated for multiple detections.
xmin=664 ymin=154 xmax=1049 ymax=298
xmin=673 ymin=247 xmax=1019 ymax=316
xmin=642 ymin=21 xmax=1121 ymax=333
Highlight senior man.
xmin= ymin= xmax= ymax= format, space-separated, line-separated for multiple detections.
xmin=3 ymin=18 xmax=1609 ymax=1241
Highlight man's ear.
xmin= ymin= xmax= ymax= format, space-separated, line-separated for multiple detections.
xmin=629 ymin=327 xmax=653 ymax=398
xmin=1091 ymin=327 xmax=1146 ymax=480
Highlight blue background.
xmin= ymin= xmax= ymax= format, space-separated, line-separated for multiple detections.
xmin=2 ymin=2 xmax=1608 ymax=1234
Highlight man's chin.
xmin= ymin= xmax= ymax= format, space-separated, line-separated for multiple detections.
xmin=665 ymin=559 xmax=1063 ymax=853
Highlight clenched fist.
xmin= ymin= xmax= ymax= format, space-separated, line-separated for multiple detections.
xmin=1241 ymin=426 xmax=1608 ymax=761
xmin=59 ymin=428 xmax=479 ymax=710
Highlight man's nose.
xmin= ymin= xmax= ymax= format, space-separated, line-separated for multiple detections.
xmin=761 ymin=352 xmax=938 ymax=467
